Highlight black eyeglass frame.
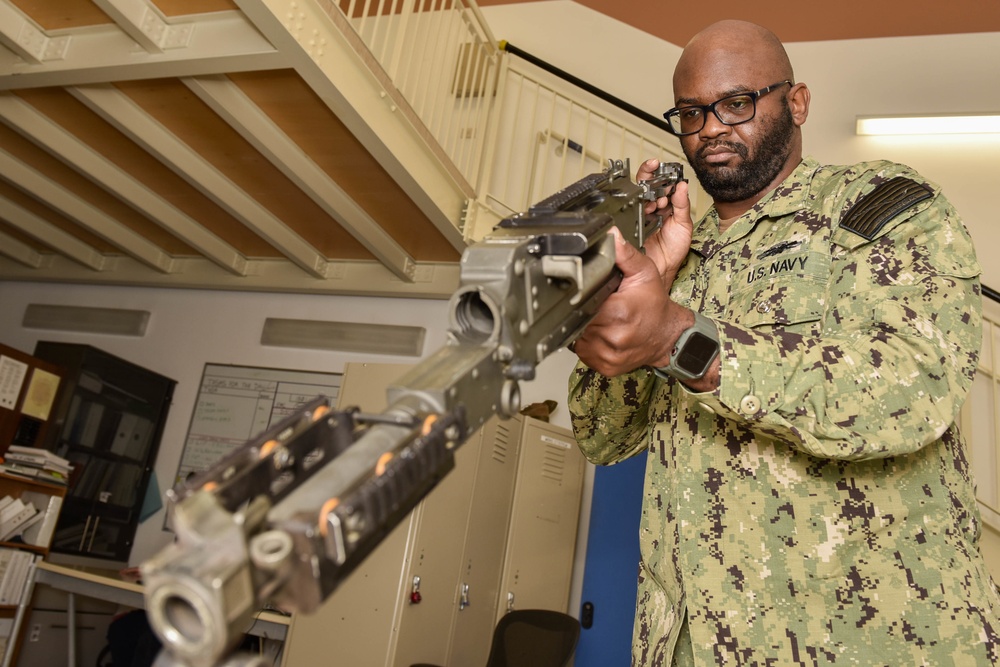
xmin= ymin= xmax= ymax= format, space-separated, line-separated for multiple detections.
xmin=662 ymin=80 xmax=793 ymax=136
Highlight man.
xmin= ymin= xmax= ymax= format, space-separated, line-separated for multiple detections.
xmin=569 ymin=19 xmax=999 ymax=666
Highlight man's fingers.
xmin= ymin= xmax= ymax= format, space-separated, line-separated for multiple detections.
xmin=636 ymin=158 xmax=660 ymax=181
xmin=610 ymin=226 xmax=647 ymax=276
xmin=670 ymin=181 xmax=691 ymax=219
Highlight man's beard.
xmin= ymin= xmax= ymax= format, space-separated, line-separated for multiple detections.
xmin=684 ymin=104 xmax=795 ymax=203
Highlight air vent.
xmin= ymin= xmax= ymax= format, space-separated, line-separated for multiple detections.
xmin=491 ymin=422 xmax=513 ymax=464
xmin=540 ymin=441 xmax=568 ymax=483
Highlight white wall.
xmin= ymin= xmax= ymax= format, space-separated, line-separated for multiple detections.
xmin=0 ymin=281 xmax=578 ymax=564
xmin=482 ymin=1 xmax=1000 ymax=288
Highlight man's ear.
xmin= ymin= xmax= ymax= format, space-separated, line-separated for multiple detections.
xmin=789 ymin=83 xmax=811 ymax=127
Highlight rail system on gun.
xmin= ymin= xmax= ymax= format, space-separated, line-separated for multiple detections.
xmin=141 ymin=158 xmax=683 ymax=667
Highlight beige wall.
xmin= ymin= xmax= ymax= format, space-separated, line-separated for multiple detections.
xmin=982 ymin=525 xmax=1000 ymax=581
xmin=481 ymin=0 xmax=1000 ymax=577
xmin=481 ymin=1 xmax=1000 ymax=288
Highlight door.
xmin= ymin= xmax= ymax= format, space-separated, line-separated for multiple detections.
xmin=573 ymin=451 xmax=647 ymax=667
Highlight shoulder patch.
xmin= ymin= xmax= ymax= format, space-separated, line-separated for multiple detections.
xmin=840 ymin=176 xmax=933 ymax=240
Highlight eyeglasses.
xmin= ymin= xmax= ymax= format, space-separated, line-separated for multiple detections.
xmin=663 ymin=81 xmax=792 ymax=136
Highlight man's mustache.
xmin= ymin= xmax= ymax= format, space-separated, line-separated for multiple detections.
xmin=696 ymin=142 xmax=749 ymax=161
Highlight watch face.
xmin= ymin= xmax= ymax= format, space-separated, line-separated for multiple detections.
xmin=676 ymin=331 xmax=719 ymax=375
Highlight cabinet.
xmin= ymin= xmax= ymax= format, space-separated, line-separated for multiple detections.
xmin=282 ymin=362 xmax=586 ymax=667
xmin=0 ymin=472 xmax=67 ymax=667
xmin=31 ymin=342 xmax=175 ymax=566
xmin=0 ymin=343 xmax=64 ymax=455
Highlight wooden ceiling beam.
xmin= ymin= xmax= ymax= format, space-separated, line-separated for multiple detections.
xmin=0 ymin=228 xmax=43 ymax=269
xmin=0 ymin=10 xmax=284 ymax=91
xmin=0 ymin=254 xmax=462 ymax=298
xmin=70 ymin=83 xmax=330 ymax=278
xmin=0 ymin=92 xmax=249 ymax=276
xmin=91 ymin=0 xmax=189 ymax=53
xmin=0 ymin=149 xmax=175 ymax=272
xmin=0 ymin=2 xmax=70 ymax=64
xmin=0 ymin=194 xmax=109 ymax=271
xmin=184 ymin=75 xmax=418 ymax=281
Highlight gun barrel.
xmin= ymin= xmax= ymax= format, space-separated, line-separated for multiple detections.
xmin=142 ymin=159 xmax=683 ymax=667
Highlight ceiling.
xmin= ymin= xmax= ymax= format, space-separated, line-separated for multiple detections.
xmin=0 ymin=0 xmax=469 ymax=300
xmin=2 ymin=0 xmax=998 ymax=302
xmin=476 ymin=0 xmax=1000 ymax=45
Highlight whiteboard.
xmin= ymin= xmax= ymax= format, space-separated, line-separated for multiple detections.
xmin=173 ymin=363 xmax=342 ymax=486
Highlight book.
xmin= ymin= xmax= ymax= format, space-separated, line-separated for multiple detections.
xmin=0 ymin=549 xmax=35 ymax=605
xmin=5 ymin=445 xmax=71 ymax=470
xmin=0 ymin=463 xmax=68 ymax=486
xmin=20 ymin=494 xmax=62 ymax=549
xmin=0 ymin=499 xmax=26 ymax=525
xmin=125 ymin=416 xmax=154 ymax=461
xmin=111 ymin=412 xmax=139 ymax=456
xmin=79 ymin=402 xmax=106 ymax=448
xmin=0 ymin=501 xmax=37 ymax=542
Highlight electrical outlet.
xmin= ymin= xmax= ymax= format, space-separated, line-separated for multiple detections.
xmin=29 ymin=624 xmax=41 ymax=642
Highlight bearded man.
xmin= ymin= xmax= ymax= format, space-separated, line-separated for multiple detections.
xmin=569 ymin=19 xmax=999 ymax=666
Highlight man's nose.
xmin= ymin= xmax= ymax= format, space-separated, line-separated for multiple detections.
xmin=698 ymin=110 xmax=731 ymax=139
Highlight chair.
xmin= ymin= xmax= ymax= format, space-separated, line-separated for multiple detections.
xmin=484 ymin=609 xmax=581 ymax=667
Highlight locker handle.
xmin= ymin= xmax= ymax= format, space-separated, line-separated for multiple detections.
xmin=79 ymin=515 xmax=92 ymax=551
xmin=410 ymin=575 xmax=422 ymax=604
xmin=459 ymin=583 xmax=470 ymax=610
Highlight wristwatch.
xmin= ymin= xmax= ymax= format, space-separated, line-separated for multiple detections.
xmin=653 ymin=311 xmax=720 ymax=381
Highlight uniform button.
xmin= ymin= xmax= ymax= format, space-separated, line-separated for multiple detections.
xmin=756 ymin=301 xmax=771 ymax=314
xmin=699 ymin=402 xmax=716 ymax=414
xmin=739 ymin=394 xmax=761 ymax=415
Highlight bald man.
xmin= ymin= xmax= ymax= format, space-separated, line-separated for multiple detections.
xmin=569 ymin=19 xmax=999 ymax=666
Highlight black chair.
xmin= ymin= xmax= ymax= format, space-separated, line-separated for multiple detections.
xmin=484 ymin=609 xmax=581 ymax=667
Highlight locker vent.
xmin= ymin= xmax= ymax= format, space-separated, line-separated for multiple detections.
xmin=491 ymin=422 xmax=513 ymax=464
xmin=541 ymin=442 xmax=568 ymax=483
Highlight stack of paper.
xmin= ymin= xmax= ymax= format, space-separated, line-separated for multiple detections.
xmin=0 ymin=497 xmax=39 ymax=543
xmin=1 ymin=445 xmax=72 ymax=486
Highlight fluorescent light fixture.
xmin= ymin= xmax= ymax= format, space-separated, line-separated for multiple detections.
xmin=23 ymin=304 xmax=149 ymax=336
xmin=261 ymin=318 xmax=426 ymax=356
xmin=856 ymin=113 xmax=1000 ymax=136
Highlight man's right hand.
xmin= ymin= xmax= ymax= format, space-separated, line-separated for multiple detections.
xmin=572 ymin=226 xmax=693 ymax=377
xmin=636 ymin=158 xmax=694 ymax=289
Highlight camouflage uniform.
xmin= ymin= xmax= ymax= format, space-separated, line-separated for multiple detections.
xmin=569 ymin=158 xmax=999 ymax=665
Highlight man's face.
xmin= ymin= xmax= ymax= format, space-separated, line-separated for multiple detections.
xmin=679 ymin=93 xmax=795 ymax=204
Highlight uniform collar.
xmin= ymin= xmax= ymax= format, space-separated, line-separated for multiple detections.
xmin=690 ymin=157 xmax=821 ymax=257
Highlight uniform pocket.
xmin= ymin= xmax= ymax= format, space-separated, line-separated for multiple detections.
xmin=731 ymin=250 xmax=829 ymax=331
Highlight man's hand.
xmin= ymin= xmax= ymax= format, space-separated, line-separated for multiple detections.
xmin=637 ymin=158 xmax=694 ymax=288
xmin=573 ymin=226 xmax=693 ymax=377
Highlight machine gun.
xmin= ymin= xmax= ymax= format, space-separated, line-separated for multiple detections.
xmin=141 ymin=158 xmax=683 ymax=667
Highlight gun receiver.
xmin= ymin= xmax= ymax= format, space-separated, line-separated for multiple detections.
xmin=141 ymin=158 xmax=683 ymax=667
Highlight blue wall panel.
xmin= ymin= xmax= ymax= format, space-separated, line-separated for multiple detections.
xmin=573 ymin=451 xmax=646 ymax=666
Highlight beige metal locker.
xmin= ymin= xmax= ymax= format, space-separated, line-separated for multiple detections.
xmin=445 ymin=416 xmax=522 ymax=666
xmin=283 ymin=362 xmax=415 ymax=667
xmin=496 ymin=418 xmax=586 ymax=618
xmin=389 ymin=429 xmax=484 ymax=665
xmin=282 ymin=363 xmax=586 ymax=666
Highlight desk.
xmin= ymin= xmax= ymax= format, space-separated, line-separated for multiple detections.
xmin=33 ymin=561 xmax=290 ymax=665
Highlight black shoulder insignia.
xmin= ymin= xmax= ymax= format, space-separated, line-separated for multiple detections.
xmin=840 ymin=176 xmax=933 ymax=240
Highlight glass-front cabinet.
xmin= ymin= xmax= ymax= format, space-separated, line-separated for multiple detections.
xmin=33 ymin=342 xmax=175 ymax=565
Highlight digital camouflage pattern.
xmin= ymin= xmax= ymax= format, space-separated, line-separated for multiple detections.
xmin=569 ymin=158 xmax=999 ymax=665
